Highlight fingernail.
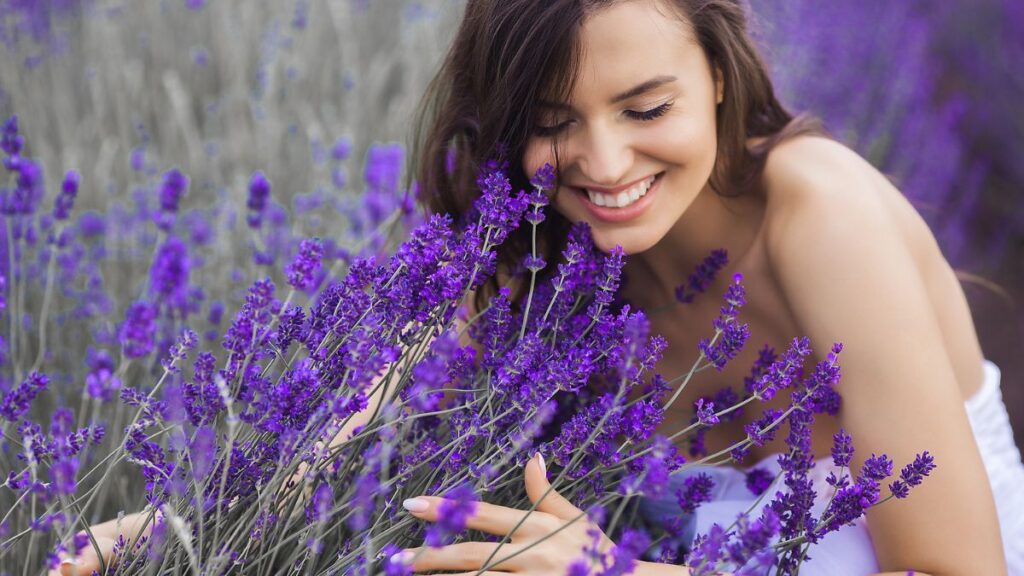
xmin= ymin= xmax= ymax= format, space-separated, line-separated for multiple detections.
xmin=390 ymin=549 xmax=415 ymax=564
xmin=536 ymin=452 xmax=546 ymax=475
xmin=402 ymin=498 xmax=429 ymax=512
xmin=60 ymin=558 xmax=82 ymax=566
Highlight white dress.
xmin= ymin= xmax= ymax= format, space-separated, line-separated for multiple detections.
xmin=638 ymin=359 xmax=1024 ymax=574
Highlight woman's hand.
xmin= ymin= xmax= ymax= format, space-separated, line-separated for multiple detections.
xmin=395 ymin=453 xmax=616 ymax=575
xmin=47 ymin=510 xmax=158 ymax=576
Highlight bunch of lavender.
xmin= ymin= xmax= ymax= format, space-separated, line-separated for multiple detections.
xmin=0 ymin=114 xmax=934 ymax=574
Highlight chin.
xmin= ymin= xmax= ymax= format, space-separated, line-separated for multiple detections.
xmin=587 ymin=224 xmax=665 ymax=256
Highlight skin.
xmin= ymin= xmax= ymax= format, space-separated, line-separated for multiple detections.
xmin=58 ymin=0 xmax=1007 ymax=574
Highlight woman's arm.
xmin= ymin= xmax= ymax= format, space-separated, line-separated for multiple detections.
xmin=763 ymin=138 xmax=1006 ymax=574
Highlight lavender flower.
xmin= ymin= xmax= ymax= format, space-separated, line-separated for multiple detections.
xmin=0 ymin=372 xmax=48 ymax=422
xmin=744 ymin=467 xmax=775 ymax=497
xmin=119 ymin=301 xmax=157 ymax=358
xmin=1 ymin=116 xmax=24 ymax=159
xmin=331 ymin=136 xmax=352 ymax=161
xmin=52 ymin=170 xmax=79 ymax=221
xmin=676 ymin=472 xmax=715 ymax=515
xmin=247 ymin=170 xmax=271 ymax=229
xmin=697 ymin=273 xmax=750 ymax=371
xmin=305 ymin=482 xmax=333 ymax=525
xmin=675 ymin=249 xmax=729 ymax=304
xmin=831 ymin=429 xmax=854 ymax=468
xmin=425 ymin=482 xmax=478 ymax=547
xmin=157 ymin=168 xmax=188 ymax=230
xmin=695 ymin=398 xmax=719 ymax=426
xmin=149 ymin=236 xmax=191 ymax=312
xmin=285 ymin=238 xmax=323 ymax=291
xmin=4 ymin=158 xmax=44 ymax=215
xmin=724 ymin=508 xmax=780 ymax=569
xmin=597 ymin=529 xmax=650 ymax=576
xmin=687 ymin=524 xmax=728 ymax=575
xmin=85 ymin=348 xmax=121 ymax=402
xmin=889 ymin=451 xmax=936 ymax=499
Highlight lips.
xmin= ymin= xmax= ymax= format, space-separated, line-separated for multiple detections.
xmin=572 ymin=171 xmax=665 ymax=223
xmin=583 ymin=174 xmax=657 ymax=208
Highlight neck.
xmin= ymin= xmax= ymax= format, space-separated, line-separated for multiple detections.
xmin=622 ymin=184 xmax=765 ymax=311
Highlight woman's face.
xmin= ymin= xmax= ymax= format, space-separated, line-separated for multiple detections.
xmin=522 ymin=0 xmax=722 ymax=255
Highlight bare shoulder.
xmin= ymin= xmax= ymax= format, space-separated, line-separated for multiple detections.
xmin=759 ymin=134 xmax=939 ymax=267
xmin=762 ymin=134 xmax=885 ymax=210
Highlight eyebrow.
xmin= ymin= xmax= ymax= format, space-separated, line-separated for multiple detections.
xmin=539 ymin=75 xmax=678 ymax=110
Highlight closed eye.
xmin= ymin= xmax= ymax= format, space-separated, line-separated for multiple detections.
xmin=532 ymin=101 xmax=674 ymax=137
xmin=624 ymin=101 xmax=673 ymax=121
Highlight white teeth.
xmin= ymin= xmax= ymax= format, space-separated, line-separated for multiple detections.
xmin=585 ymin=175 xmax=657 ymax=209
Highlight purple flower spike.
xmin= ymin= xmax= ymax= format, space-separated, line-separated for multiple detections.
xmin=600 ymin=528 xmax=650 ymax=576
xmin=744 ymin=467 xmax=775 ymax=496
xmin=159 ymin=168 xmax=188 ymax=214
xmin=1 ymin=116 xmax=24 ymax=158
xmin=331 ymin=136 xmax=352 ymax=161
xmin=675 ymin=472 xmax=715 ymax=515
xmin=149 ymin=236 xmax=191 ymax=310
xmin=157 ymin=168 xmax=189 ymax=230
xmin=0 ymin=372 xmax=49 ymax=422
xmin=695 ymin=398 xmax=719 ymax=426
xmin=285 ymin=238 xmax=324 ymax=291
xmin=529 ymin=163 xmax=556 ymax=190
xmin=861 ymin=453 xmax=894 ymax=481
xmin=890 ymin=451 xmax=936 ymax=499
xmin=697 ymin=273 xmax=749 ymax=371
xmin=831 ymin=429 xmax=854 ymax=468
xmin=247 ymin=170 xmax=271 ymax=229
xmin=675 ymin=249 xmax=728 ymax=304
xmin=305 ymin=482 xmax=333 ymax=525
xmin=53 ymin=170 xmax=79 ymax=220
xmin=687 ymin=524 xmax=728 ymax=575
xmin=425 ymin=482 xmax=478 ymax=547
xmin=4 ymin=158 xmax=44 ymax=215
xmin=899 ymin=451 xmax=936 ymax=487
xmin=119 ymin=301 xmax=157 ymax=358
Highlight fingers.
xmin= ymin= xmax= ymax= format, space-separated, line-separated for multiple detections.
xmin=402 ymin=496 xmax=549 ymax=538
xmin=401 ymin=542 xmax=523 ymax=572
xmin=49 ymin=511 xmax=159 ymax=576
xmin=524 ymin=453 xmax=584 ymax=521
xmin=49 ymin=535 xmax=115 ymax=576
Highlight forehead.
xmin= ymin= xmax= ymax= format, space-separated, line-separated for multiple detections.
xmin=560 ymin=0 xmax=706 ymax=105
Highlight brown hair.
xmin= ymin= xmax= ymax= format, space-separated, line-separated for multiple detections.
xmin=410 ymin=0 xmax=826 ymax=312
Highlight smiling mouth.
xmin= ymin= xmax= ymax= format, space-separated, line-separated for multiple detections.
xmin=575 ymin=172 xmax=665 ymax=208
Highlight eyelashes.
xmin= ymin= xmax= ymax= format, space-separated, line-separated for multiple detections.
xmin=624 ymin=101 xmax=673 ymax=121
xmin=532 ymin=101 xmax=674 ymax=137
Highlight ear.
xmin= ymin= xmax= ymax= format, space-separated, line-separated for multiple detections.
xmin=715 ymin=65 xmax=724 ymax=105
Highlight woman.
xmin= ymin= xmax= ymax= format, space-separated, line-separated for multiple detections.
xmin=59 ymin=0 xmax=1022 ymax=574
xmin=393 ymin=0 xmax=1020 ymax=574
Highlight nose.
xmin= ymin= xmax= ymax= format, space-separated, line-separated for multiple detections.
xmin=573 ymin=122 xmax=634 ymax=187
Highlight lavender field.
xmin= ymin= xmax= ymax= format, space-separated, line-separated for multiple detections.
xmin=0 ymin=0 xmax=1021 ymax=574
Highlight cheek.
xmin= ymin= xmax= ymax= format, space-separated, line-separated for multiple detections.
xmin=522 ymin=139 xmax=554 ymax=182
xmin=648 ymin=114 xmax=717 ymax=166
